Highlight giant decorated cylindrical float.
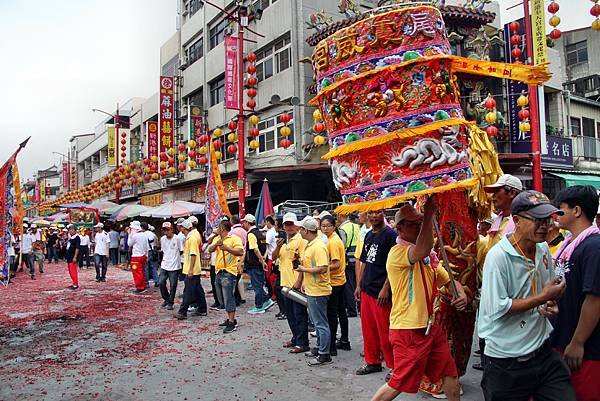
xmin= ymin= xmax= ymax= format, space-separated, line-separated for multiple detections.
xmin=309 ymin=2 xmax=549 ymax=396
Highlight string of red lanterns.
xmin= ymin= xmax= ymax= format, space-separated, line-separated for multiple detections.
xmin=509 ymin=21 xmax=523 ymax=63
xmin=517 ymin=91 xmax=531 ymax=134
xmin=312 ymin=109 xmax=327 ymax=146
xmin=483 ymin=94 xmax=498 ymax=137
xmin=279 ymin=112 xmax=292 ymax=149
xmin=548 ymin=1 xmax=561 ymax=40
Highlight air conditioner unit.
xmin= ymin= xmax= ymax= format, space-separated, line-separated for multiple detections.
xmin=179 ymin=56 xmax=188 ymax=71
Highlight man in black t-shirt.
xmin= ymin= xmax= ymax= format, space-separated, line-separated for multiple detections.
xmin=355 ymin=209 xmax=397 ymax=376
xmin=46 ymin=229 xmax=59 ymax=263
xmin=553 ymin=185 xmax=600 ymax=401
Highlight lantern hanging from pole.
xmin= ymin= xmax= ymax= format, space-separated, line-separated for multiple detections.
xmin=548 ymin=1 xmax=562 ymax=38
xmin=517 ymin=91 xmax=530 ymax=134
xmin=483 ymin=94 xmax=498 ymax=137
xmin=509 ymin=21 xmax=522 ymax=63
xmin=592 ymin=0 xmax=600 ymax=30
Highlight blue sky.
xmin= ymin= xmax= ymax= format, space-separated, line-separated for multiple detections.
xmin=0 ymin=0 xmax=592 ymax=180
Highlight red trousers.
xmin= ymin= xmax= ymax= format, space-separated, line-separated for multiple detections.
xmin=130 ymin=256 xmax=147 ymax=290
xmin=266 ymin=259 xmax=277 ymax=300
xmin=67 ymin=262 xmax=79 ymax=286
xmin=570 ymin=358 xmax=600 ymax=401
xmin=360 ymin=291 xmax=394 ymax=368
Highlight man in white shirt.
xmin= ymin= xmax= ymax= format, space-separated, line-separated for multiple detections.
xmin=128 ymin=220 xmax=150 ymax=293
xmin=263 ymin=216 xmax=282 ymax=314
xmin=158 ymin=222 xmax=183 ymax=310
xmin=176 ymin=218 xmax=187 ymax=269
xmin=78 ymin=229 xmax=92 ymax=269
xmin=21 ymin=225 xmax=36 ymax=279
xmin=93 ymin=223 xmax=111 ymax=282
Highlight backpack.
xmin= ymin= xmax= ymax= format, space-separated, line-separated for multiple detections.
xmin=245 ymin=227 xmax=268 ymax=266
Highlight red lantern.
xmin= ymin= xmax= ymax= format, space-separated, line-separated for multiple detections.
xmin=548 ymin=1 xmax=559 ymax=13
xmin=247 ymin=99 xmax=256 ymax=109
xmin=120 ymin=132 xmax=127 ymax=138
xmin=199 ymin=134 xmax=209 ymax=144
xmin=518 ymin=108 xmax=530 ymax=120
xmin=246 ymin=52 xmax=257 ymax=62
xmin=247 ymin=64 xmax=256 ymax=74
xmin=160 ymin=170 xmax=167 ymax=177
xmin=178 ymin=163 xmax=186 ymax=172
xmin=247 ymin=88 xmax=257 ymax=98
xmin=160 ymin=152 xmax=169 ymax=162
xmin=227 ymin=144 xmax=238 ymax=154
xmin=510 ymin=35 xmax=522 ymax=46
xmin=484 ymin=96 xmax=496 ymax=110
xmin=511 ymin=48 xmax=522 ymax=59
xmin=247 ymin=76 xmax=258 ymax=87
xmin=213 ymin=139 xmax=223 ymax=149
xmin=143 ymin=158 xmax=151 ymax=165
xmin=280 ymin=113 xmax=291 ymax=124
xmin=509 ymin=21 xmax=520 ymax=33
xmin=313 ymin=122 xmax=325 ymax=133
xmin=144 ymin=175 xmax=151 ymax=182
xmin=227 ymin=120 xmax=238 ymax=131
xmin=168 ymin=157 xmax=176 ymax=166
xmin=121 ymin=146 xmax=126 ymax=152
xmin=549 ymin=29 xmax=562 ymax=40
xmin=198 ymin=156 xmax=208 ymax=165
xmin=486 ymin=126 xmax=498 ymax=137
xmin=279 ymin=139 xmax=292 ymax=149
xmin=188 ymin=150 xmax=197 ymax=159
xmin=249 ymin=127 xmax=260 ymax=137
xmin=178 ymin=143 xmax=186 ymax=152
xmin=591 ymin=4 xmax=600 ymax=17
xmin=121 ymin=139 xmax=126 ymax=145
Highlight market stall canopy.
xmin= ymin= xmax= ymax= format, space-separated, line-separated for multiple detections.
xmin=46 ymin=212 xmax=68 ymax=222
xmin=31 ymin=219 xmax=51 ymax=226
xmin=110 ymin=204 xmax=151 ymax=221
xmin=549 ymin=172 xmax=600 ymax=189
xmin=141 ymin=200 xmax=205 ymax=219
xmin=89 ymin=201 xmax=119 ymax=213
xmin=58 ymin=202 xmax=88 ymax=209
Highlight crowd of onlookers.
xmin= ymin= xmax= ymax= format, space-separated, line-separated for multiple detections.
xmin=6 ymin=177 xmax=600 ymax=401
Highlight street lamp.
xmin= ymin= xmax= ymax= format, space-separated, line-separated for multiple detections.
xmin=93 ymin=105 xmax=125 ymax=203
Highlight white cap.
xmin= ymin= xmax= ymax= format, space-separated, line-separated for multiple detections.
xmin=176 ymin=217 xmax=186 ymax=226
xmin=484 ymin=174 xmax=523 ymax=193
xmin=31 ymin=224 xmax=38 ymax=228
xmin=130 ymin=220 xmax=142 ymax=230
xmin=23 ymin=223 xmax=28 ymax=228
xmin=317 ymin=211 xmax=331 ymax=219
xmin=181 ymin=219 xmax=193 ymax=229
xmin=94 ymin=223 xmax=104 ymax=228
xmin=162 ymin=222 xmax=172 ymax=229
xmin=282 ymin=212 xmax=298 ymax=224
xmin=242 ymin=214 xmax=256 ymax=224
xmin=295 ymin=216 xmax=319 ymax=231
xmin=188 ymin=216 xmax=198 ymax=225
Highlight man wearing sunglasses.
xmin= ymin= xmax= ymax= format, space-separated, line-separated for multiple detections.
xmin=478 ymin=190 xmax=575 ymax=401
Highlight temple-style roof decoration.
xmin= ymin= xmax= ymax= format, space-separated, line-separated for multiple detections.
xmin=305 ymin=5 xmax=495 ymax=46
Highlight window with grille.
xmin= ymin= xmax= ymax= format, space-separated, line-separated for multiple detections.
xmin=188 ymin=0 xmax=203 ymax=17
xmin=570 ymin=117 xmax=581 ymax=136
xmin=252 ymin=113 xmax=294 ymax=154
xmin=255 ymin=33 xmax=291 ymax=82
xmin=186 ymin=87 xmax=203 ymax=108
xmin=209 ymin=19 xmax=229 ymax=49
xmin=186 ymin=36 xmax=203 ymax=66
xmin=566 ymin=41 xmax=588 ymax=67
xmin=209 ymin=75 xmax=225 ymax=106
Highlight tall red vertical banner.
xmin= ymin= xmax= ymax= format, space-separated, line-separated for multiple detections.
xmin=224 ymin=36 xmax=238 ymax=110
xmin=146 ymin=121 xmax=159 ymax=159
xmin=159 ymin=76 xmax=175 ymax=154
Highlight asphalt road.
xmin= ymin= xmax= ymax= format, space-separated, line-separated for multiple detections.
xmin=0 ymin=262 xmax=484 ymax=401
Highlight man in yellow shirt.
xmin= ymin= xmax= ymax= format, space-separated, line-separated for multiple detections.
xmin=371 ymin=198 xmax=467 ymax=401
xmin=320 ymin=214 xmax=349 ymax=356
xmin=272 ymin=212 xmax=309 ymax=354
xmin=175 ymin=219 xmax=205 ymax=320
xmin=295 ymin=216 xmax=332 ymax=366
xmin=208 ymin=219 xmax=244 ymax=334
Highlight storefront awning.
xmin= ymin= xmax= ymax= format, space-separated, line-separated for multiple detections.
xmin=549 ymin=172 xmax=600 ymax=189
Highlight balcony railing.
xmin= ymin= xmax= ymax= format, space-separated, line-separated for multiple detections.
xmin=573 ymin=136 xmax=600 ymax=161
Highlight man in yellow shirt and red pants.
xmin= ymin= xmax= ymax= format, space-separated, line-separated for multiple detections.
xmin=371 ymin=197 xmax=467 ymax=401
